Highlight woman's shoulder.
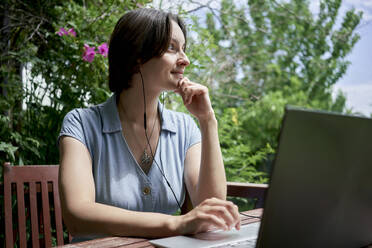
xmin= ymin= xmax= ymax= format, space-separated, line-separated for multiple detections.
xmin=63 ymin=104 xmax=101 ymax=124
xmin=163 ymin=107 xmax=189 ymax=119
xmin=63 ymin=95 xmax=115 ymax=124
xmin=161 ymin=106 xmax=200 ymax=138
xmin=161 ymin=107 xmax=201 ymax=148
xmin=162 ymin=107 xmax=196 ymax=126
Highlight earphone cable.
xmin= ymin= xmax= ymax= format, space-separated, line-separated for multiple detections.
xmin=144 ymin=123 xmax=182 ymax=210
xmin=140 ymin=71 xmax=147 ymax=130
xmin=139 ymin=72 xmax=182 ymax=210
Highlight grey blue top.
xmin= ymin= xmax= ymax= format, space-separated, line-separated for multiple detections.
xmin=58 ymin=94 xmax=201 ymax=241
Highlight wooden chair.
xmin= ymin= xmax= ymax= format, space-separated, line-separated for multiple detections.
xmin=3 ymin=162 xmax=68 ymax=247
xmin=181 ymin=181 xmax=268 ymax=214
xmin=226 ymin=181 xmax=268 ymax=208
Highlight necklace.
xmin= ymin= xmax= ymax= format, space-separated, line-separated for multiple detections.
xmin=140 ymin=115 xmax=157 ymax=168
xmin=120 ymin=104 xmax=158 ymax=171
xmin=122 ymin=101 xmax=157 ymax=173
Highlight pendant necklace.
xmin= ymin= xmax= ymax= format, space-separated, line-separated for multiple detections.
xmin=121 ymin=106 xmax=157 ymax=170
xmin=140 ymin=114 xmax=157 ymax=168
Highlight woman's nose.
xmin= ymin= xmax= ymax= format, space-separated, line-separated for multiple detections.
xmin=177 ymin=52 xmax=190 ymax=67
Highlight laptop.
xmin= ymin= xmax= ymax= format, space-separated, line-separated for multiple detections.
xmin=150 ymin=106 xmax=372 ymax=248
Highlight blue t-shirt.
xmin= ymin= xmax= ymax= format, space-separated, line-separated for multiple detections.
xmin=58 ymin=94 xmax=201 ymax=217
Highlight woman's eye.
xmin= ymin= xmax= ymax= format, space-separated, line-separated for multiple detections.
xmin=168 ymin=44 xmax=176 ymax=51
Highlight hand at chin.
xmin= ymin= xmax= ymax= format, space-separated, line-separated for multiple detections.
xmin=173 ymin=77 xmax=215 ymax=120
xmin=164 ymin=77 xmax=182 ymax=91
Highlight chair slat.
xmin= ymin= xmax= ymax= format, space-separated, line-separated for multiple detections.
xmin=4 ymin=166 xmax=13 ymax=248
xmin=41 ymin=180 xmax=52 ymax=246
xmin=29 ymin=182 xmax=40 ymax=247
xmin=16 ymin=181 xmax=27 ymax=248
xmin=3 ymin=163 xmax=69 ymax=247
xmin=53 ymin=179 xmax=65 ymax=245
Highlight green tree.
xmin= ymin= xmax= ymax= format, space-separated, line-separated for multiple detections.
xmin=182 ymin=0 xmax=362 ymax=182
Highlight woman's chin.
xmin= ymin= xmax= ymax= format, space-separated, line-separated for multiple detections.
xmin=167 ymin=84 xmax=179 ymax=91
xmin=171 ymin=73 xmax=183 ymax=81
xmin=167 ymin=79 xmax=180 ymax=89
xmin=159 ymin=84 xmax=177 ymax=92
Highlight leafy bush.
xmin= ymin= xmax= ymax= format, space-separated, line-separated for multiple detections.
xmin=0 ymin=0 xmax=150 ymax=168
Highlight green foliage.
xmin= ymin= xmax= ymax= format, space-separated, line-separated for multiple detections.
xmin=183 ymin=0 xmax=362 ymax=183
xmin=228 ymin=196 xmax=256 ymax=212
xmin=0 ymin=0 xmax=150 ymax=167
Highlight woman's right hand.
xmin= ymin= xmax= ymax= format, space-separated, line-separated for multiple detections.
xmin=173 ymin=197 xmax=241 ymax=235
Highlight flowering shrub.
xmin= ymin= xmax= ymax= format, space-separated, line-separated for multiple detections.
xmin=97 ymin=43 xmax=108 ymax=57
xmin=82 ymin=42 xmax=108 ymax=62
xmin=57 ymin=27 xmax=108 ymax=63
xmin=82 ymin=44 xmax=96 ymax=62
xmin=56 ymin=27 xmax=76 ymax=37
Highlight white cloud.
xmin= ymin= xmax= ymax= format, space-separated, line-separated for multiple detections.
xmin=334 ymin=82 xmax=372 ymax=116
xmin=361 ymin=11 xmax=372 ymax=23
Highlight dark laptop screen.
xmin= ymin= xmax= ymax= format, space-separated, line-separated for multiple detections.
xmin=258 ymin=106 xmax=372 ymax=247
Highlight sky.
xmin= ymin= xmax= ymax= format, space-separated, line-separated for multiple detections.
xmin=329 ymin=0 xmax=372 ymax=116
xmin=151 ymin=0 xmax=372 ymax=116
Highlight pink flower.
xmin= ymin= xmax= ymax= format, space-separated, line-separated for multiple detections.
xmin=82 ymin=44 xmax=96 ymax=62
xmin=68 ymin=28 xmax=76 ymax=37
xmin=57 ymin=27 xmax=76 ymax=37
xmin=97 ymin=43 xmax=108 ymax=57
xmin=57 ymin=27 xmax=68 ymax=36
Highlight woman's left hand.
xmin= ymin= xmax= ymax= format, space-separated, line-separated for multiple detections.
xmin=174 ymin=77 xmax=215 ymax=121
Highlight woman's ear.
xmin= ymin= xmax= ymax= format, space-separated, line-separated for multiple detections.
xmin=137 ymin=58 xmax=144 ymax=65
xmin=134 ymin=59 xmax=142 ymax=72
xmin=132 ymin=61 xmax=141 ymax=74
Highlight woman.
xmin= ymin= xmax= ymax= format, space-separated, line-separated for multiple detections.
xmin=58 ymin=8 xmax=240 ymax=241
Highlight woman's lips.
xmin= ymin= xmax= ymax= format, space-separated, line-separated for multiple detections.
xmin=171 ymin=71 xmax=184 ymax=78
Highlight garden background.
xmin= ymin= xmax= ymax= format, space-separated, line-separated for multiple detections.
xmin=0 ymin=0 xmax=366 ymax=241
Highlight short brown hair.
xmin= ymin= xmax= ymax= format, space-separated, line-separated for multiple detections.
xmin=108 ymin=8 xmax=187 ymax=95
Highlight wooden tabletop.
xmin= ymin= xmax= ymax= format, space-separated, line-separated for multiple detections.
xmin=57 ymin=208 xmax=263 ymax=248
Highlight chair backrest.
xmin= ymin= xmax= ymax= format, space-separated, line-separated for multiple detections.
xmin=3 ymin=162 xmax=67 ymax=247
xmin=226 ymin=182 xmax=268 ymax=208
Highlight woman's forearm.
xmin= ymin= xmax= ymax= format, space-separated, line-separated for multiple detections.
xmin=64 ymin=201 xmax=179 ymax=238
xmin=196 ymin=114 xmax=227 ymax=202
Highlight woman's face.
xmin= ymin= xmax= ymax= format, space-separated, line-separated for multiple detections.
xmin=141 ymin=20 xmax=190 ymax=91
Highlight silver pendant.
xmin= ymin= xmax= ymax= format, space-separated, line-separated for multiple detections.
xmin=141 ymin=149 xmax=152 ymax=167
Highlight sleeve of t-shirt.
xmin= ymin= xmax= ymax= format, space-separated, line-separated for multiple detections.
xmin=58 ymin=109 xmax=88 ymax=148
xmin=186 ymin=115 xmax=201 ymax=150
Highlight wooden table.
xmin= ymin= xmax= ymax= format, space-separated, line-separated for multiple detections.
xmin=58 ymin=209 xmax=263 ymax=248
